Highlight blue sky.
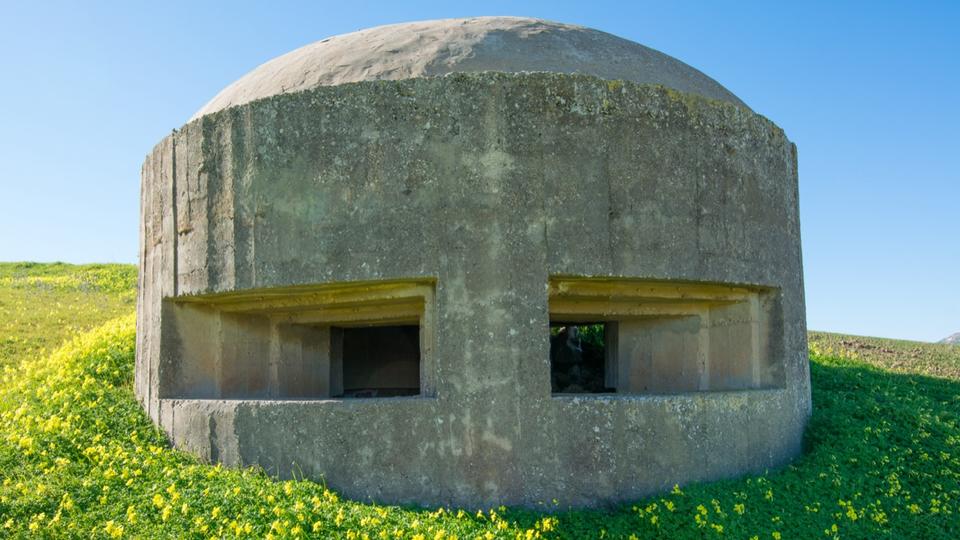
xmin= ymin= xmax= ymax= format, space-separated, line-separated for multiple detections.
xmin=0 ymin=1 xmax=957 ymax=342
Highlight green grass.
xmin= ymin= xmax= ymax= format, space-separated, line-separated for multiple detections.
xmin=0 ymin=262 xmax=137 ymax=368
xmin=0 ymin=263 xmax=958 ymax=538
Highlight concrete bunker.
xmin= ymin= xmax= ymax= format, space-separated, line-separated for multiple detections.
xmin=137 ymin=17 xmax=810 ymax=508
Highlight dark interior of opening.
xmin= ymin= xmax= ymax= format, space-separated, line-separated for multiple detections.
xmin=337 ymin=325 xmax=421 ymax=398
xmin=550 ymin=322 xmax=611 ymax=394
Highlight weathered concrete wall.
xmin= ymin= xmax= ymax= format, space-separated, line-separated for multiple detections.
xmin=137 ymin=72 xmax=809 ymax=508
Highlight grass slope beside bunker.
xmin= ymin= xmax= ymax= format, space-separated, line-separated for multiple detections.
xmin=0 ymin=262 xmax=137 ymax=368
xmin=0 ymin=264 xmax=958 ymax=539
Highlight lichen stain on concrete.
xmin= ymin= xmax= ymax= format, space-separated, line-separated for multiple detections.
xmin=477 ymin=148 xmax=515 ymax=185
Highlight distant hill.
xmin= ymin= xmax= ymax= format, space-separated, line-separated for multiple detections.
xmin=942 ymin=332 xmax=960 ymax=345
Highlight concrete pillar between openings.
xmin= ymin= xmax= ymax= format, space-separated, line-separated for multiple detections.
xmin=697 ymin=308 xmax=711 ymax=391
xmin=330 ymin=327 xmax=344 ymax=398
xmin=604 ymin=321 xmax=619 ymax=389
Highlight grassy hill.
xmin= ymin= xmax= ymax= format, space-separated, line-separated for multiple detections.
xmin=0 ymin=263 xmax=957 ymax=538
xmin=0 ymin=263 xmax=137 ymax=369
xmin=809 ymin=331 xmax=960 ymax=380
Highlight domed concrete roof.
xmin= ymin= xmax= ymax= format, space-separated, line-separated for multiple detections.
xmin=192 ymin=16 xmax=747 ymax=120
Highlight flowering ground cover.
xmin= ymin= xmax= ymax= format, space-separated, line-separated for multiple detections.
xmin=0 ymin=263 xmax=957 ymax=538
xmin=0 ymin=262 xmax=136 ymax=369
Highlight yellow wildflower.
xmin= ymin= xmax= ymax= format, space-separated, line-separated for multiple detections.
xmin=104 ymin=520 xmax=124 ymax=538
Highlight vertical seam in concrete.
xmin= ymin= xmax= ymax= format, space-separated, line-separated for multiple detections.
xmin=268 ymin=318 xmax=280 ymax=398
xmin=750 ymin=295 xmax=762 ymax=387
xmin=698 ymin=308 xmax=711 ymax=390
xmin=238 ymin=108 xmax=254 ymax=290
xmin=540 ymin=90 xmax=550 ymax=268
xmin=214 ymin=311 xmax=223 ymax=398
xmin=603 ymin=132 xmax=615 ymax=273
xmin=790 ymin=143 xmax=807 ymax=394
xmin=420 ymin=287 xmax=436 ymax=397
xmin=251 ymin=191 xmax=257 ymax=288
xmin=171 ymin=135 xmax=179 ymax=297
xmin=207 ymin=119 xmax=219 ymax=291
xmin=694 ymin=164 xmax=703 ymax=273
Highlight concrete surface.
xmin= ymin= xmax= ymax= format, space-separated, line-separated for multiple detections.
xmin=191 ymin=16 xmax=747 ymax=120
xmin=138 ymin=22 xmax=808 ymax=508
